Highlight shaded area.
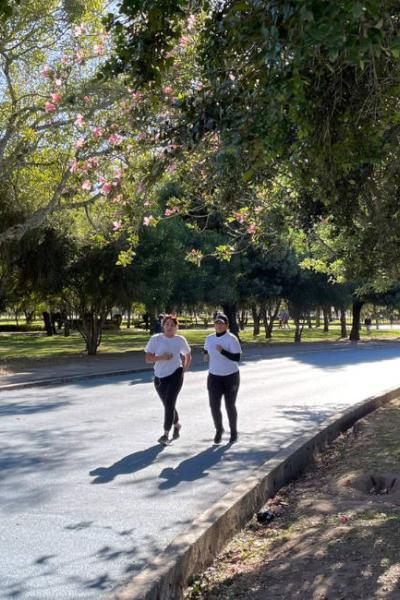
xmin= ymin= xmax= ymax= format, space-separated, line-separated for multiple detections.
xmin=90 ymin=444 xmax=165 ymax=484
xmin=0 ymin=399 xmax=70 ymax=416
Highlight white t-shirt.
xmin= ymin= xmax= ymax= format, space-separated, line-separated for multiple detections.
xmin=145 ymin=334 xmax=191 ymax=378
xmin=204 ymin=332 xmax=241 ymax=376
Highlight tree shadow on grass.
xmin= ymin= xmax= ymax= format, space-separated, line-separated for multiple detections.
xmin=89 ymin=444 xmax=165 ymax=484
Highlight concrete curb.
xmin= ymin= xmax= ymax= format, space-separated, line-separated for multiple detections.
xmin=111 ymin=386 xmax=400 ymax=600
xmin=0 ymin=367 xmax=153 ymax=392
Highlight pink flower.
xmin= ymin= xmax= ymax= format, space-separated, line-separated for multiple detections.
xmin=83 ymin=95 xmax=90 ymax=104
xmin=51 ymin=92 xmax=62 ymax=104
xmin=92 ymin=126 xmax=104 ymax=138
xmin=339 ymin=515 xmax=350 ymax=524
xmin=40 ymin=64 xmax=51 ymax=77
xmin=69 ymin=159 xmax=79 ymax=173
xmin=44 ymin=101 xmax=57 ymax=113
xmin=108 ymin=133 xmax=123 ymax=145
xmin=94 ymin=44 xmax=105 ymax=55
xmin=179 ymin=35 xmax=190 ymax=48
xmin=81 ymin=179 xmax=92 ymax=191
xmin=164 ymin=208 xmax=173 ymax=217
xmin=229 ymin=73 xmax=236 ymax=81
xmin=74 ymin=51 xmax=84 ymax=65
xmin=114 ymin=168 xmax=123 ymax=179
xmin=136 ymin=132 xmax=146 ymax=142
xmin=234 ymin=212 xmax=245 ymax=223
xmin=74 ymin=24 xmax=86 ymax=36
xmin=143 ymin=200 xmax=150 ymax=207
xmin=162 ymin=86 xmax=173 ymax=95
xmin=112 ymin=220 xmax=122 ymax=231
xmin=143 ymin=215 xmax=153 ymax=226
xmin=101 ymin=182 xmax=112 ymax=195
xmin=74 ymin=114 xmax=85 ymax=128
xmin=61 ymin=56 xmax=70 ymax=65
xmin=131 ymin=91 xmax=143 ymax=100
xmin=75 ymin=137 xmax=86 ymax=149
xmin=247 ymin=224 xmax=257 ymax=235
xmin=54 ymin=78 xmax=63 ymax=87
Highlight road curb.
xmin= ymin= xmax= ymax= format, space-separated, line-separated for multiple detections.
xmin=0 ymin=367 xmax=153 ymax=392
xmin=111 ymin=386 xmax=400 ymax=600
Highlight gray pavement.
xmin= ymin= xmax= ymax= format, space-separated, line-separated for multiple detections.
xmin=1 ymin=342 xmax=400 ymax=599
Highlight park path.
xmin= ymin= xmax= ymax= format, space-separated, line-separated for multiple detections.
xmin=1 ymin=342 xmax=400 ymax=599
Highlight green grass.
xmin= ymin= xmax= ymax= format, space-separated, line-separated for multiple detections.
xmin=0 ymin=322 xmax=399 ymax=364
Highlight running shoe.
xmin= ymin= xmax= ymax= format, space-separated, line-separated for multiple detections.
xmin=172 ymin=423 xmax=182 ymax=440
xmin=213 ymin=429 xmax=224 ymax=445
xmin=158 ymin=434 xmax=170 ymax=446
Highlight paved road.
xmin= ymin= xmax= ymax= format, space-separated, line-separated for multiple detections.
xmin=1 ymin=343 xmax=400 ymax=599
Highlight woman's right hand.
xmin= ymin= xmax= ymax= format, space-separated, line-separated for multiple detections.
xmin=160 ymin=352 xmax=173 ymax=360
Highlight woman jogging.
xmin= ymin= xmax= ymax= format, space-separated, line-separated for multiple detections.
xmin=145 ymin=315 xmax=192 ymax=445
xmin=204 ymin=313 xmax=242 ymax=444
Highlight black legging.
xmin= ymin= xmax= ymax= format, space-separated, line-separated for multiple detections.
xmin=154 ymin=367 xmax=184 ymax=431
xmin=207 ymin=371 xmax=240 ymax=435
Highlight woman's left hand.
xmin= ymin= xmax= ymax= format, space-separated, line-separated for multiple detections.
xmin=216 ymin=344 xmax=222 ymax=352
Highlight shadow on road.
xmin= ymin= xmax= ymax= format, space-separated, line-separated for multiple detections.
xmin=89 ymin=444 xmax=165 ymax=484
xmin=158 ymin=445 xmax=231 ymax=490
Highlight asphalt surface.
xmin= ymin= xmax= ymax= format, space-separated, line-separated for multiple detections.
xmin=1 ymin=343 xmax=400 ymax=599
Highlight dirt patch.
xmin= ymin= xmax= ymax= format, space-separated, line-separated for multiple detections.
xmin=185 ymin=399 xmax=400 ymax=600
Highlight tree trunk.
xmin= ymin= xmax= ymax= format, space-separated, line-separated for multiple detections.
xmin=126 ymin=307 xmax=131 ymax=329
xmin=251 ymin=304 xmax=260 ymax=337
xmin=349 ymin=300 xmax=363 ymax=341
xmin=307 ymin=313 xmax=312 ymax=328
xmin=262 ymin=299 xmax=281 ymax=339
xmin=323 ymin=307 xmax=330 ymax=332
xmin=315 ymin=307 xmax=321 ymax=328
xmin=340 ymin=307 xmax=347 ymax=338
xmin=79 ymin=313 xmax=103 ymax=355
xmin=222 ymin=303 xmax=239 ymax=338
xmin=42 ymin=311 xmax=53 ymax=336
xmin=294 ymin=318 xmax=303 ymax=342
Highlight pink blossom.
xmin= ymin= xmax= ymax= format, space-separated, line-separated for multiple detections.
xmin=131 ymin=91 xmax=143 ymax=100
xmin=143 ymin=215 xmax=153 ymax=226
xmin=83 ymin=95 xmax=90 ymax=104
xmin=61 ymin=56 xmax=70 ymax=65
xmin=55 ymin=78 xmax=63 ymax=87
xmin=112 ymin=220 xmax=122 ymax=231
xmin=143 ymin=200 xmax=150 ymax=207
xmin=164 ymin=209 xmax=173 ymax=217
xmin=162 ymin=85 xmax=173 ymax=95
xmin=229 ymin=73 xmax=236 ymax=81
xmin=40 ymin=64 xmax=51 ymax=77
xmin=339 ymin=515 xmax=350 ymax=524
xmin=74 ymin=51 xmax=85 ymax=65
xmin=234 ymin=212 xmax=245 ymax=223
xmin=87 ymin=157 xmax=99 ymax=169
xmin=167 ymin=163 xmax=177 ymax=173
xmin=51 ymin=92 xmax=62 ymax=104
xmin=179 ymin=35 xmax=190 ymax=48
xmin=98 ymin=176 xmax=106 ymax=184
xmin=81 ymin=179 xmax=92 ymax=191
xmin=114 ymin=168 xmax=123 ymax=179
xmin=75 ymin=137 xmax=86 ymax=149
xmin=247 ymin=224 xmax=257 ymax=235
xmin=187 ymin=15 xmax=196 ymax=30
xmin=136 ymin=132 xmax=146 ymax=142
xmin=74 ymin=24 xmax=86 ymax=36
xmin=92 ymin=126 xmax=104 ymax=138
xmin=94 ymin=44 xmax=105 ymax=55
xmin=108 ymin=133 xmax=123 ymax=145
xmin=74 ymin=114 xmax=85 ymax=128
xmin=44 ymin=101 xmax=57 ymax=113
xmin=101 ymin=182 xmax=112 ymax=195
xmin=69 ymin=159 xmax=79 ymax=173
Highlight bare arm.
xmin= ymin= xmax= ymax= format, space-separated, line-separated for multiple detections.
xmin=182 ymin=352 xmax=192 ymax=372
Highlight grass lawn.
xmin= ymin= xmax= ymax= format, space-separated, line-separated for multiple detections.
xmin=0 ymin=322 xmax=399 ymax=365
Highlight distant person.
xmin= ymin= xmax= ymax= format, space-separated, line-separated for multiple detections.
xmin=145 ymin=315 xmax=192 ymax=445
xmin=154 ymin=314 xmax=163 ymax=334
xmin=389 ymin=314 xmax=395 ymax=328
xmin=142 ymin=313 xmax=150 ymax=331
xmin=204 ymin=313 xmax=242 ymax=445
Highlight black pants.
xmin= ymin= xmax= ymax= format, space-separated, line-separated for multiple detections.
xmin=154 ymin=367 xmax=184 ymax=431
xmin=207 ymin=371 xmax=240 ymax=435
